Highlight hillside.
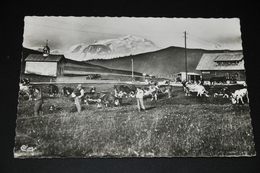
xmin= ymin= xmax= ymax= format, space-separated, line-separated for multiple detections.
xmin=86 ymin=46 xmax=240 ymax=77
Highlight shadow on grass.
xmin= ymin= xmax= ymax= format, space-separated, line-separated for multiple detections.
xmin=145 ymin=106 xmax=156 ymax=110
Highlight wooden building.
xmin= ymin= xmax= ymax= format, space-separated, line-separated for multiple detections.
xmin=22 ymin=44 xmax=144 ymax=82
xmin=196 ymin=52 xmax=245 ymax=83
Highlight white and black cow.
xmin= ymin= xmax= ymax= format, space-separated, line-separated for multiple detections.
xmin=183 ymin=81 xmax=209 ymax=97
xmin=19 ymin=83 xmax=34 ymax=101
xmin=62 ymin=87 xmax=74 ymax=97
xmin=20 ymin=78 xmax=30 ymax=86
xmin=114 ymin=84 xmax=136 ymax=98
xmin=47 ymin=84 xmax=59 ymax=97
xmin=231 ymin=88 xmax=249 ymax=104
xmin=84 ymin=92 xmax=120 ymax=107
xmin=157 ymin=84 xmax=173 ymax=98
xmin=143 ymin=85 xmax=159 ymax=101
xmin=213 ymin=87 xmax=231 ymax=98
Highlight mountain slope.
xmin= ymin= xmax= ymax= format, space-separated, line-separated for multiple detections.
xmin=86 ymin=46 xmax=241 ymax=77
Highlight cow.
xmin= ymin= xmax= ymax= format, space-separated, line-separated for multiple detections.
xmin=19 ymin=83 xmax=34 ymax=101
xmin=62 ymin=87 xmax=74 ymax=97
xmin=114 ymin=84 xmax=136 ymax=98
xmin=183 ymin=81 xmax=209 ymax=97
xmin=101 ymin=92 xmax=120 ymax=107
xmin=157 ymin=84 xmax=173 ymax=98
xmin=213 ymin=87 xmax=231 ymax=98
xmin=84 ymin=92 xmax=120 ymax=107
xmin=20 ymin=78 xmax=30 ymax=86
xmin=143 ymin=85 xmax=158 ymax=101
xmin=231 ymin=88 xmax=249 ymax=104
xmin=47 ymin=84 xmax=59 ymax=97
xmin=84 ymin=92 xmax=103 ymax=107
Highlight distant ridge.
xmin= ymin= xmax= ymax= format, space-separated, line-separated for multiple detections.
xmin=86 ymin=46 xmax=242 ymax=77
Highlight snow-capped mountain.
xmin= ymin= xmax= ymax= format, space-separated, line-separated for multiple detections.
xmin=64 ymin=35 xmax=159 ymax=61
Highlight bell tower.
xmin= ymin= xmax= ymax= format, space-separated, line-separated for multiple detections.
xmin=43 ymin=40 xmax=50 ymax=57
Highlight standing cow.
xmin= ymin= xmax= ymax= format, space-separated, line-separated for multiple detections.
xmin=183 ymin=81 xmax=209 ymax=97
xmin=143 ymin=85 xmax=158 ymax=101
xmin=231 ymin=88 xmax=249 ymax=104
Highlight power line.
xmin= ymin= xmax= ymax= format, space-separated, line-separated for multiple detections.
xmin=188 ymin=33 xmax=221 ymax=48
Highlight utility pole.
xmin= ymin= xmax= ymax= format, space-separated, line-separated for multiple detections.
xmin=131 ymin=59 xmax=134 ymax=81
xmin=184 ymin=31 xmax=188 ymax=82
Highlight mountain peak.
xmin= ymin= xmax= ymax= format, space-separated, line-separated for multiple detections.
xmin=64 ymin=35 xmax=159 ymax=61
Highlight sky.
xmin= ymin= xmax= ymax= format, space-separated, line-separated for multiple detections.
xmin=23 ymin=16 xmax=242 ymax=52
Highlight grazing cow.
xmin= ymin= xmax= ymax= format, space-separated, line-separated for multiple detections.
xmin=213 ymin=87 xmax=231 ymax=98
xmin=114 ymin=84 xmax=136 ymax=98
xmin=47 ymin=84 xmax=59 ymax=96
xmin=62 ymin=87 xmax=74 ymax=97
xmin=183 ymin=82 xmax=209 ymax=97
xmin=19 ymin=83 xmax=34 ymax=101
xmin=231 ymin=88 xmax=249 ymax=104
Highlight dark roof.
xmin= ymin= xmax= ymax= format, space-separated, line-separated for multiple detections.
xmin=196 ymin=52 xmax=244 ymax=71
xmin=25 ymin=54 xmax=63 ymax=62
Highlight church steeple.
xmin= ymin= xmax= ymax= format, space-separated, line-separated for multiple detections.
xmin=43 ymin=40 xmax=50 ymax=57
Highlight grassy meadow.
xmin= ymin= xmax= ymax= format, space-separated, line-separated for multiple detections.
xmin=14 ymin=84 xmax=256 ymax=158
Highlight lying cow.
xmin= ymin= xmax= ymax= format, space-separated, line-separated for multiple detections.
xmin=84 ymin=92 xmax=120 ymax=107
xmin=213 ymin=87 xmax=231 ymax=98
xmin=183 ymin=82 xmax=209 ymax=97
xmin=47 ymin=84 xmax=59 ymax=97
xmin=62 ymin=87 xmax=74 ymax=97
xmin=114 ymin=84 xmax=136 ymax=98
xmin=231 ymin=88 xmax=249 ymax=104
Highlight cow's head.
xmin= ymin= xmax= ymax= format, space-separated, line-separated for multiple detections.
xmin=114 ymin=99 xmax=120 ymax=106
xmin=129 ymin=91 xmax=136 ymax=98
xmin=230 ymin=94 xmax=237 ymax=104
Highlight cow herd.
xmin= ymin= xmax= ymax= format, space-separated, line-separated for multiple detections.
xmin=19 ymin=78 xmax=249 ymax=113
xmin=182 ymin=80 xmax=249 ymax=104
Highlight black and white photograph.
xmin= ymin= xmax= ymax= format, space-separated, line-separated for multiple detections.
xmin=14 ymin=16 xmax=256 ymax=158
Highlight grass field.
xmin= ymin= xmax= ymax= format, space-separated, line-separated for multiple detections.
xmin=14 ymin=83 xmax=256 ymax=158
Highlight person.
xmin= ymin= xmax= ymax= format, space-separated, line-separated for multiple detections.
xmin=72 ymin=84 xmax=85 ymax=113
xmin=136 ymin=88 xmax=145 ymax=112
xmin=33 ymin=87 xmax=43 ymax=116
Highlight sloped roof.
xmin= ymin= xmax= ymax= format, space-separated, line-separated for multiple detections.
xmin=196 ymin=53 xmax=245 ymax=71
xmin=25 ymin=54 xmax=63 ymax=62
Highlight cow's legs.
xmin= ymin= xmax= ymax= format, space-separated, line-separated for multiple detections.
xmin=238 ymin=96 xmax=244 ymax=104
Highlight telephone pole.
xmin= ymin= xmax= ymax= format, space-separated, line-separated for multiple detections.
xmin=131 ymin=59 xmax=134 ymax=81
xmin=184 ymin=31 xmax=188 ymax=81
